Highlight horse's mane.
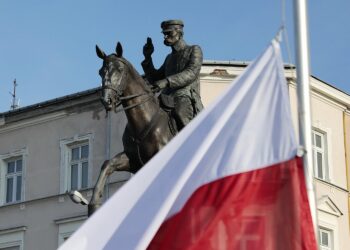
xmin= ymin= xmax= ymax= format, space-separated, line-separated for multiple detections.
xmin=113 ymin=55 xmax=154 ymax=95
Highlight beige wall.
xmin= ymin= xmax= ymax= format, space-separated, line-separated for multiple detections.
xmin=1 ymin=110 xmax=101 ymax=200
xmin=0 ymin=99 xmax=129 ymax=249
xmin=344 ymin=112 xmax=350 ymax=231
xmin=310 ymin=93 xmax=347 ymax=188
xmin=345 ymin=113 xmax=350 ymax=189
xmin=1 ymin=64 xmax=349 ymax=249
xmin=200 ymin=65 xmax=350 ymax=249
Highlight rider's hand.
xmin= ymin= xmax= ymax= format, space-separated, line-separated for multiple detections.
xmin=143 ymin=37 xmax=154 ymax=59
xmin=151 ymin=79 xmax=169 ymax=92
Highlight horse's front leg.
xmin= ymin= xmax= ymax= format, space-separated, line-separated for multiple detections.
xmin=88 ymin=152 xmax=130 ymax=216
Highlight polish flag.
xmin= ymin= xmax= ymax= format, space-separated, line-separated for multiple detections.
xmin=59 ymin=40 xmax=317 ymax=250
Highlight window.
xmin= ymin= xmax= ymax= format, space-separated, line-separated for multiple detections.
xmin=0 ymin=247 xmax=20 ymax=250
xmin=312 ymin=130 xmax=328 ymax=181
xmin=69 ymin=144 xmax=89 ymax=190
xmin=55 ymin=216 xmax=86 ymax=247
xmin=0 ymin=150 xmax=26 ymax=206
xmin=319 ymin=228 xmax=332 ymax=250
xmin=60 ymin=134 xmax=93 ymax=193
xmin=5 ymin=159 xmax=23 ymax=204
xmin=0 ymin=227 xmax=25 ymax=250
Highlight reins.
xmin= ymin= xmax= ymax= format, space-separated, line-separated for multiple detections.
xmin=115 ymin=94 xmax=154 ymax=114
xmin=104 ymin=85 xmax=154 ymax=114
xmin=102 ymin=57 xmax=155 ymax=114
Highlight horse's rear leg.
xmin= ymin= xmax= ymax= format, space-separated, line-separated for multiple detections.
xmin=88 ymin=152 xmax=130 ymax=216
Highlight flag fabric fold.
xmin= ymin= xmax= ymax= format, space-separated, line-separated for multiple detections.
xmin=59 ymin=39 xmax=317 ymax=250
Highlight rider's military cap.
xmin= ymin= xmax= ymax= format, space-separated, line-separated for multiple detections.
xmin=161 ymin=20 xmax=184 ymax=32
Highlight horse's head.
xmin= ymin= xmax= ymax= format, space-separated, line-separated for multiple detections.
xmin=96 ymin=42 xmax=126 ymax=112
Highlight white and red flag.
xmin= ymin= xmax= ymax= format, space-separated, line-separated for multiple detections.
xmin=60 ymin=40 xmax=317 ymax=250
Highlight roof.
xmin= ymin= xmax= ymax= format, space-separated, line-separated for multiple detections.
xmin=203 ymin=60 xmax=296 ymax=69
xmin=0 ymin=87 xmax=101 ymax=118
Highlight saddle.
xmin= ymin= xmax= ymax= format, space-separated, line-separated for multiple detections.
xmin=122 ymin=94 xmax=178 ymax=172
xmin=143 ymin=78 xmax=180 ymax=136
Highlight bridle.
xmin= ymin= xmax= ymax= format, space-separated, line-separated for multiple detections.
xmin=102 ymin=58 xmax=153 ymax=113
xmin=99 ymin=51 xmax=163 ymax=158
xmin=102 ymin=57 xmax=161 ymax=150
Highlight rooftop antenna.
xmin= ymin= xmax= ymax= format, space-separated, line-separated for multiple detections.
xmin=9 ymin=79 xmax=20 ymax=110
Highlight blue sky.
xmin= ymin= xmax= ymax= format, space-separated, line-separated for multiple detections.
xmin=0 ymin=0 xmax=349 ymax=112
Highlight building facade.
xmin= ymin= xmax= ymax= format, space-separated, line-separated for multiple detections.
xmin=201 ymin=61 xmax=350 ymax=250
xmin=0 ymin=89 xmax=130 ymax=249
xmin=0 ymin=61 xmax=349 ymax=249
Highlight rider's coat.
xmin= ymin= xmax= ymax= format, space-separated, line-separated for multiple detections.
xmin=141 ymin=39 xmax=204 ymax=127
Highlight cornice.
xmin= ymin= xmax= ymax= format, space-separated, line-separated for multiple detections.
xmin=200 ymin=62 xmax=349 ymax=108
xmin=54 ymin=215 xmax=88 ymax=225
xmin=311 ymin=79 xmax=350 ymax=108
xmin=288 ymin=79 xmax=349 ymax=111
xmin=0 ymin=226 xmax=26 ymax=235
xmin=0 ymin=87 xmax=101 ymax=122
xmin=0 ymin=91 xmax=103 ymax=134
xmin=0 ymin=111 xmax=68 ymax=135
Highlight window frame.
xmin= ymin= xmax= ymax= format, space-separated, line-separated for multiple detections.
xmin=312 ymin=129 xmax=329 ymax=181
xmin=0 ymin=149 xmax=27 ymax=206
xmin=0 ymin=227 xmax=26 ymax=250
xmin=319 ymin=227 xmax=333 ymax=250
xmin=68 ymin=143 xmax=89 ymax=191
xmin=55 ymin=216 xmax=86 ymax=247
xmin=5 ymin=158 xmax=23 ymax=204
xmin=60 ymin=134 xmax=93 ymax=193
xmin=317 ymin=203 xmax=339 ymax=250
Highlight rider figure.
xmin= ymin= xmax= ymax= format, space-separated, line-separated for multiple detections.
xmin=142 ymin=20 xmax=204 ymax=130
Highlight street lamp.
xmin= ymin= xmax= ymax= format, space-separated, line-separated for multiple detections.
xmin=68 ymin=190 xmax=88 ymax=205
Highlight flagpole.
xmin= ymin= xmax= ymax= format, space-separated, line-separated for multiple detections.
xmin=293 ymin=0 xmax=319 ymax=240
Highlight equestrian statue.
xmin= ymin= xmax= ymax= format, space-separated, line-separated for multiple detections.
xmin=70 ymin=20 xmax=204 ymax=216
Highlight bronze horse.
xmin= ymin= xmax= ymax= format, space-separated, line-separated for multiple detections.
xmin=88 ymin=42 xmax=175 ymax=215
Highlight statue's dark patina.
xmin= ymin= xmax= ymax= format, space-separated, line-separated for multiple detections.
xmin=87 ymin=20 xmax=204 ymax=216
xmin=142 ymin=20 xmax=204 ymax=130
xmin=88 ymin=43 xmax=175 ymax=215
